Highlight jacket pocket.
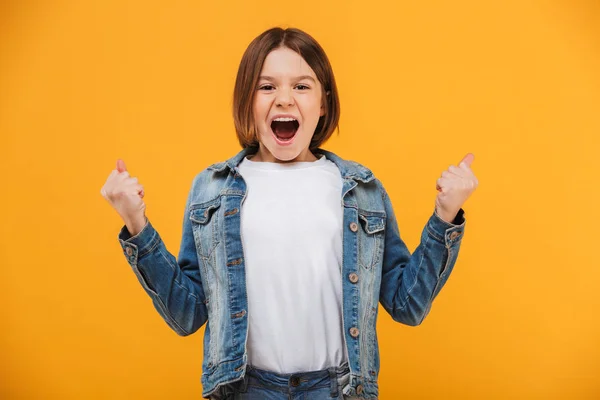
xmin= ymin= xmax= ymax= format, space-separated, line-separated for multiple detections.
xmin=357 ymin=211 xmax=386 ymax=270
xmin=190 ymin=196 xmax=222 ymax=259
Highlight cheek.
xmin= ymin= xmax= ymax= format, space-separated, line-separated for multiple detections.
xmin=307 ymin=94 xmax=323 ymax=113
xmin=302 ymin=101 xmax=323 ymax=122
xmin=252 ymin=107 xmax=269 ymax=136
xmin=255 ymin=103 xmax=273 ymax=128
xmin=252 ymin=104 xmax=262 ymax=120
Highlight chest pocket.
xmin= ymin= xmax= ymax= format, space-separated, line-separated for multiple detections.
xmin=357 ymin=211 xmax=386 ymax=270
xmin=189 ymin=197 xmax=222 ymax=260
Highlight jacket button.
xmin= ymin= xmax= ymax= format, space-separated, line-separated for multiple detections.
xmin=349 ymin=222 xmax=358 ymax=232
xmin=449 ymin=231 xmax=460 ymax=240
xmin=348 ymin=273 xmax=359 ymax=283
xmin=125 ymin=247 xmax=133 ymax=256
xmin=349 ymin=327 xmax=359 ymax=338
xmin=356 ymin=384 xmax=364 ymax=395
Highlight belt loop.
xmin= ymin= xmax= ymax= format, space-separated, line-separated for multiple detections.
xmin=240 ymin=367 xmax=249 ymax=393
xmin=328 ymin=367 xmax=339 ymax=398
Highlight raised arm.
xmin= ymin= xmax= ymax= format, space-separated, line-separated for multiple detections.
xmin=103 ymin=166 xmax=208 ymax=336
xmin=378 ymin=186 xmax=466 ymax=326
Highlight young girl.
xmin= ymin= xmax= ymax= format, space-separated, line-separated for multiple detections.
xmin=101 ymin=27 xmax=478 ymax=400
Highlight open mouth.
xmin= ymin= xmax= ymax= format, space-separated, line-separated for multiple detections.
xmin=271 ymin=118 xmax=299 ymax=142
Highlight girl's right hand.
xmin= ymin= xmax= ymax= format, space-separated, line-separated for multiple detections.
xmin=100 ymin=159 xmax=147 ymax=235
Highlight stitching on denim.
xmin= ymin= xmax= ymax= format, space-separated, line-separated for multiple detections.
xmin=155 ymin=296 xmax=188 ymax=335
xmin=425 ymin=223 xmax=444 ymax=243
xmin=157 ymin=247 xmax=199 ymax=302
xmin=357 ymin=229 xmax=368 ymax=270
xmin=199 ymin=241 xmax=221 ymax=265
xmin=141 ymin=276 xmax=189 ymax=336
xmin=367 ymin=306 xmax=377 ymax=373
xmin=372 ymin=233 xmax=383 ymax=267
xmin=359 ymin=300 xmax=374 ymax=376
xmin=138 ymin=234 xmax=161 ymax=258
xmin=416 ymin=249 xmax=451 ymax=324
xmin=203 ymin=370 xmax=246 ymax=398
xmin=203 ymin=357 xmax=242 ymax=374
xmin=244 ymin=383 xmax=289 ymax=393
xmin=190 ymin=195 xmax=222 ymax=211
xmin=132 ymin=265 xmax=156 ymax=294
xmin=205 ymin=247 xmax=220 ymax=357
xmin=398 ymin=232 xmax=429 ymax=312
xmin=190 ymin=201 xmax=221 ymax=259
xmin=439 ymin=247 xmax=452 ymax=278
xmin=358 ymin=218 xmax=385 ymax=270
xmin=359 ymin=304 xmax=368 ymax=375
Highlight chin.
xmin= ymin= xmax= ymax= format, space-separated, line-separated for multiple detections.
xmin=267 ymin=146 xmax=304 ymax=162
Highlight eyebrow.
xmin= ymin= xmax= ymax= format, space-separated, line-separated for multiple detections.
xmin=259 ymin=75 xmax=316 ymax=83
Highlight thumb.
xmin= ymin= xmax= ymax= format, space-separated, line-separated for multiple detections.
xmin=458 ymin=153 xmax=475 ymax=168
xmin=116 ymin=159 xmax=127 ymax=173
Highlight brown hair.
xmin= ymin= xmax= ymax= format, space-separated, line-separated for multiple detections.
xmin=232 ymin=27 xmax=340 ymax=150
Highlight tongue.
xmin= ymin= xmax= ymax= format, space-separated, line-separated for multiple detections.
xmin=273 ymin=121 xmax=297 ymax=139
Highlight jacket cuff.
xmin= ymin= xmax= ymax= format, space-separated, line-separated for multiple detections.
xmin=426 ymin=208 xmax=466 ymax=246
xmin=118 ymin=217 xmax=159 ymax=262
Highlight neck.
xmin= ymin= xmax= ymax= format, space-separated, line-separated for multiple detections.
xmin=250 ymin=146 xmax=317 ymax=163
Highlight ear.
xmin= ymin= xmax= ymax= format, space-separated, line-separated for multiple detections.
xmin=320 ymin=90 xmax=330 ymax=117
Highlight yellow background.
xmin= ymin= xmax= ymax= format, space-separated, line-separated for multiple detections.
xmin=1 ymin=0 xmax=599 ymax=398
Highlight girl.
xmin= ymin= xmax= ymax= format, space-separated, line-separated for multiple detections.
xmin=101 ymin=27 xmax=478 ymax=400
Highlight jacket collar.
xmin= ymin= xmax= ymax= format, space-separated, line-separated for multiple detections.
xmin=208 ymin=147 xmax=374 ymax=183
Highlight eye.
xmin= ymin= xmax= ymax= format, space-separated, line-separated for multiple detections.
xmin=258 ymin=84 xmax=275 ymax=91
xmin=295 ymin=84 xmax=310 ymax=90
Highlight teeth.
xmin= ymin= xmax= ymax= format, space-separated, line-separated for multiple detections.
xmin=273 ymin=117 xmax=297 ymax=122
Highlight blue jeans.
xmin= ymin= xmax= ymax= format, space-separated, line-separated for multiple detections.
xmin=208 ymin=363 xmax=358 ymax=400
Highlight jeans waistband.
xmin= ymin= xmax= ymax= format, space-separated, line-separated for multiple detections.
xmin=242 ymin=363 xmax=351 ymax=397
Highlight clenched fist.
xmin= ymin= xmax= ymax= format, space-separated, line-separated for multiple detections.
xmin=101 ymin=159 xmax=147 ymax=236
xmin=435 ymin=153 xmax=479 ymax=224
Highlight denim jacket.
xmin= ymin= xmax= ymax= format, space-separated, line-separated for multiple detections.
xmin=117 ymin=147 xmax=466 ymax=399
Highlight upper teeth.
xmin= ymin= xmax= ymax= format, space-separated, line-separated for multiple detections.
xmin=273 ymin=117 xmax=297 ymax=122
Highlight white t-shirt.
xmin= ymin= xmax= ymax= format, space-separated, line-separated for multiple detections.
xmin=238 ymin=154 xmax=348 ymax=373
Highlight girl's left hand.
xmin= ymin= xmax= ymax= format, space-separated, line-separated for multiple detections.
xmin=435 ymin=153 xmax=479 ymax=223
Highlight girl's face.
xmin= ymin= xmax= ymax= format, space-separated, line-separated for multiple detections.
xmin=251 ymin=47 xmax=325 ymax=163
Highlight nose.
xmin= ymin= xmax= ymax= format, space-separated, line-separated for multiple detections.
xmin=275 ymin=88 xmax=294 ymax=107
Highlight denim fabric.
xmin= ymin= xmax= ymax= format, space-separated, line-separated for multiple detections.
xmin=208 ymin=363 xmax=360 ymax=400
xmin=118 ymin=147 xmax=466 ymax=399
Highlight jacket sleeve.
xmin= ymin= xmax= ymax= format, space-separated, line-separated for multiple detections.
xmin=117 ymin=180 xmax=208 ymax=336
xmin=378 ymin=185 xmax=466 ymax=326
